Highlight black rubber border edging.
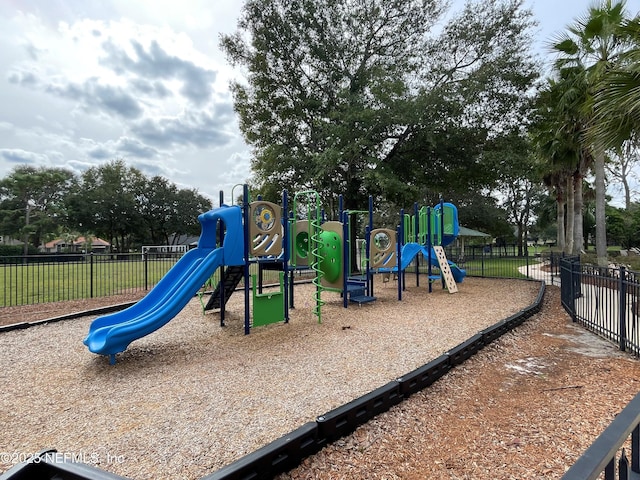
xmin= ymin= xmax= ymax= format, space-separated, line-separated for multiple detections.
xmin=0 ymin=303 xmax=137 ymax=334
xmin=204 ymin=281 xmax=546 ymax=480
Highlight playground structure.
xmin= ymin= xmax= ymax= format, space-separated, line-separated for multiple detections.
xmin=367 ymin=200 xmax=466 ymax=296
xmin=83 ymin=185 xmax=466 ymax=363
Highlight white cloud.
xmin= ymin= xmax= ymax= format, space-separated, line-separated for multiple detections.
xmin=0 ymin=2 xmax=251 ymax=203
xmin=0 ymin=0 xmax=604 ymax=210
xmin=131 ymin=107 xmax=235 ymax=149
xmin=0 ymin=148 xmax=50 ymax=166
xmin=100 ymin=38 xmax=218 ymax=105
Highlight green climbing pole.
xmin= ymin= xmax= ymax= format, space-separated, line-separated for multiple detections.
xmin=293 ymin=190 xmax=324 ymax=323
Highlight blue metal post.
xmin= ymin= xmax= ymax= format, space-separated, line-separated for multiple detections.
xmin=282 ymin=190 xmax=289 ymax=323
xmin=620 ymin=266 xmax=627 ymax=351
xmin=398 ymin=213 xmax=403 ymax=300
xmin=414 ymin=202 xmax=419 ymax=287
xmin=366 ymin=196 xmax=374 ymax=297
xmin=343 ymin=210 xmax=349 ymax=308
xmin=243 ymin=184 xmax=250 ymax=335
xmin=427 ymin=207 xmax=433 ymax=293
xmin=400 ymin=209 xmax=405 ymax=292
xmin=439 ymin=197 xmax=444 ymax=246
xmin=219 ymin=190 xmax=226 ymax=327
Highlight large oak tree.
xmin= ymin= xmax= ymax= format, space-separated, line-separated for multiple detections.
xmin=221 ymin=0 xmax=539 ymax=216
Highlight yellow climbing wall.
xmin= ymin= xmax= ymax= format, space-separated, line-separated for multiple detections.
xmin=433 ymin=246 xmax=458 ymax=293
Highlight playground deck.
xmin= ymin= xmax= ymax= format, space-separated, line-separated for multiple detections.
xmin=0 ymin=277 xmax=540 ymax=480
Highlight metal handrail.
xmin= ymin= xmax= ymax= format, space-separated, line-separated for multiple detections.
xmin=561 ymin=390 xmax=640 ymax=479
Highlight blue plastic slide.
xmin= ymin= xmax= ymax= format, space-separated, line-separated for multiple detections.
xmin=382 ymin=243 xmax=466 ymax=283
xmin=420 ymin=246 xmax=466 ymax=283
xmin=399 ymin=243 xmax=423 ymax=271
xmin=83 ymin=248 xmax=223 ymax=357
xmin=84 ymin=205 xmax=244 ymax=362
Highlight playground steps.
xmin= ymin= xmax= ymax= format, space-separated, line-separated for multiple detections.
xmin=205 ymin=265 xmax=244 ymax=311
xmin=346 ymin=278 xmax=376 ymax=305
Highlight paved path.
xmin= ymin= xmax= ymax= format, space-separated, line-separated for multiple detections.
xmin=518 ymin=261 xmax=560 ymax=286
xmin=521 ymin=261 xmax=639 ymax=355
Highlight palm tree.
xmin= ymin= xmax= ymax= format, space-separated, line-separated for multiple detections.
xmin=552 ymin=0 xmax=636 ymax=265
xmin=591 ymin=18 xmax=640 ymax=149
xmin=533 ymin=77 xmax=584 ymax=255
xmin=591 ymin=18 xmax=640 ymax=209
xmin=541 ymin=169 xmax=568 ymax=252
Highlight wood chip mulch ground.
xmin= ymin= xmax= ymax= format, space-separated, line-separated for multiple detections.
xmin=1 ymin=279 xmax=639 ymax=479
xmin=279 ymin=286 xmax=640 ymax=480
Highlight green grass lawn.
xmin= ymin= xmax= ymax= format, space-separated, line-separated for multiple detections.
xmin=405 ymin=256 xmax=532 ymax=279
xmin=0 ymin=250 xmax=543 ymax=309
xmin=460 ymin=257 xmax=531 ymax=279
xmin=0 ymin=258 xmax=176 ymax=307
xmin=0 ymin=257 xmax=308 ymax=308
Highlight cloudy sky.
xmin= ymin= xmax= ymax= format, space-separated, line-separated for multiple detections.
xmin=0 ymin=0 xmax=613 ymax=205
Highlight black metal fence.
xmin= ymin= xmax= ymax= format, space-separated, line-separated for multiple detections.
xmin=0 ymin=253 xmax=183 ymax=307
xmin=0 ymin=253 xmax=313 ymax=309
xmin=560 ymin=256 xmax=640 ymax=355
xmin=561 ymin=390 xmax=640 ymax=480
xmin=444 ymin=246 xmax=549 ymax=280
xmin=1 ymin=247 xmax=540 ymax=309
xmin=560 ymin=255 xmax=640 ymax=479
xmin=446 ymin=243 xmax=529 ymax=260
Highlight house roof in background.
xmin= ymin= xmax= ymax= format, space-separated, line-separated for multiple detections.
xmin=43 ymin=237 xmax=110 ymax=248
xmin=75 ymin=236 xmax=110 ymax=246
xmin=458 ymin=226 xmax=491 ymax=237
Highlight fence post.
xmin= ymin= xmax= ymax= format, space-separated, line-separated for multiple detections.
xmin=604 ymin=457 xmax=615 ymax=479
xmin=569 ymin=257 xmax=576 ymax=322
xmin=620 ymin=449 xmax=630 ymax=480
xmin=144 ymin=250 xmax=149 ymax=291
xmin=89 ymin=253 xmax=94 ymax=299
xmin=620 ymin=266 xmax=627 ymax=352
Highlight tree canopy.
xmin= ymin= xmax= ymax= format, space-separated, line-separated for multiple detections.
xmin=536 ymin=0 xmax=640 ymax=262
xmin=0 ymin=160 xmax=213 ymax=252
xmin=221 ymin=0 xmax=540 ymax=218
xmin=0 ymin=166 xmax=75 ymax=254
